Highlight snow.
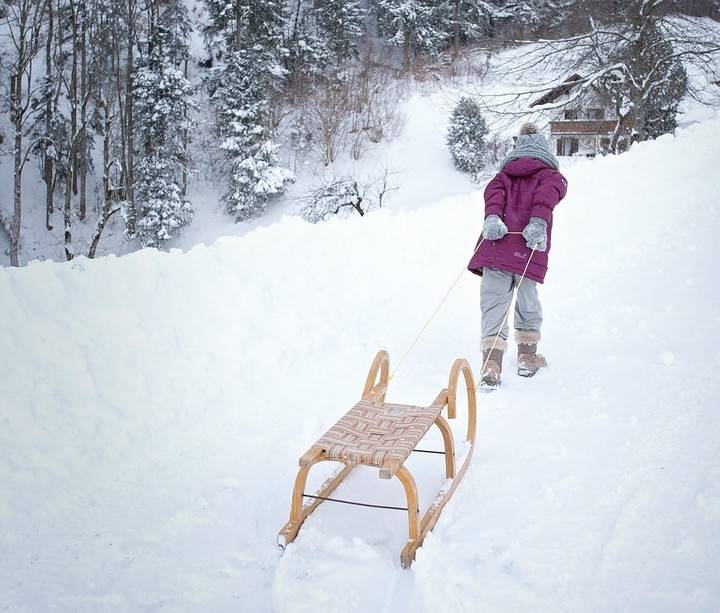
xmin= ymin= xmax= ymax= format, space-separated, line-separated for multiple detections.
xmin=659 ymin=350 xmax=677 ymax=366
xmin=2 ymin=109 xmax=720 ymax=611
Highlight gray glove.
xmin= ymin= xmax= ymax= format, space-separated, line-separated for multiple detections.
xmin=482 ymin=214 xmax=508 ymax=241
xmin=522 ymin=217 xmax=548 ymax=251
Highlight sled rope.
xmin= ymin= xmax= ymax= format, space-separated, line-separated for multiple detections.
xmin=390 ymin=231 xmax=525 ymax=380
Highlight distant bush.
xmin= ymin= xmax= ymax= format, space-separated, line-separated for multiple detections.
xmin=300 ymin=179 xmax=368 ymax=223
xmin=298 ymin=170 xmax=397 ymax=223
xmin=446 ymin=97 xmax=488 ymax=175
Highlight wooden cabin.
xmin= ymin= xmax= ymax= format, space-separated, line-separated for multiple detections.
xmin=531 ymin=74 xmax=620 ymax=157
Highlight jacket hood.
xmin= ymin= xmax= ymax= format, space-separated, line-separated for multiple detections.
xmin=502 ymin=157 xmax=554 ymax=177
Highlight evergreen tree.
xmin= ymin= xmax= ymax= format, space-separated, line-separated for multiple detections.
xmin=316 ymin=0 xmax=365 ymax=64
xmin=204 ymin=0 xmax=293 ymax=220
xmin=204 ymin=0 xmax=285 ymax=55
xmin=284 ymin=0 xmax=326 ymax=84
xmin=208 ymin=49 xmax=293 ymax=220
xmin=135 ymin=156 xmax=192 ymax=245
xmin=447 ymin=0 xmax=498 ymax=56
xmin=133 ymin=20 xmax=194 ymax=247
xmin=159 ymin=0 xmax=193 ymax=65
xmin=371 ymin=0 xmax=447 ymax=70
xmin=446 ymin=97 xmax=488 ymax=174
xmin=598 ymin=13 xmax=688 ymax=148
xmin=624 ymin=21 xmax=687 ymax=141
xmin=29 ymin=56 xmax=70 ymax=230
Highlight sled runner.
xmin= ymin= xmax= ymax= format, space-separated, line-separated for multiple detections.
xmin=277 ymin=350 xmax=477 ymax=568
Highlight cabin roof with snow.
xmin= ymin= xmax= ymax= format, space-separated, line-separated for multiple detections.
xmin=529 ymin=74 xmax=585 ymax=108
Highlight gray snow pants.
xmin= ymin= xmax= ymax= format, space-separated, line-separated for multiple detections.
xmin=480 ymin=267 xmax=542 ymax=341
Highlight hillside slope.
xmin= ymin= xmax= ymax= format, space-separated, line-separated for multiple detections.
xmin=1 ymin=119 xmax=719 ymax=612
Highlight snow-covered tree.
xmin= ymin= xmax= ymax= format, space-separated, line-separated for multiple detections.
xmin=371 ymin=0 xmax=447 ymax=70
xmin=299 ymin=179 xmax=367 ymax=223
xmin=284 ymin=0 xmax=326 ymax=85
xmin=203 ymin=0 xmax=293 ymax=220
xmin=208 ymin=49 xmax=293 ymax=220
xmin=133 ymin=17 xmax=194 ymax=247
xmin=159 ymin=0 xmax=193 ymax=65
xmin=204 ymin=0 xmax=285 ymax=56
xmin=447 ymin=97 xmax=488 ymax=174
xmin=602 ymin=18 xmax=688 ymax=144
xmin=481 ymin=0 xmax=716 ymax=152
xmin=135 ymin=156 xmax=192 ymax=245
xmin=29 ymin=50 xmax=70 ymax=233
xmin=316 ymin=0 xmax=365 ymax=64
xmin=298 ymin=172 xmax=397 ymax=223
xmin=447 ymin=0 xmax=491 ymax=57
xmin=3 ymin=0 xmax=45 ymax=266
xmin=300 ymin=171 xmax=388 ymax=223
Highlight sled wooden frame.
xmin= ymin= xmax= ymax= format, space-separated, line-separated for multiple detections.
xmin=277 ymin=350 xmax=477 ymax=568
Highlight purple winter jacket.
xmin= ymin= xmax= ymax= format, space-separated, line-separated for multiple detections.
xmin=467 ymin=157 xmax=568 ymax=283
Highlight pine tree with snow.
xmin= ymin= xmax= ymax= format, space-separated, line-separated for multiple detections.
xmin=446 ymin=0 xmax=499 ymax=56
xmin=598 ymin=14 xmax=688 ymax=148
xmin=315 ymin=0 xmax=365 ymax=64
xmin=203 ymin=0 xmax=293 ymax=220
xmin=204 ymin=0 xmax=285 ymax=57
xmin=284 ymin=0 xmax=327 ymax=83
xmin=447 ymin=97 xmax=488 ymax=175
xmin=208 ymin=49 xmax=293 ymax=220
xmin=371 ymin=0 xmax=447 ymax=70
xmin=624 ymin=21 xmax=688 ymax=141
xmin=133 ymin=20 xmax=194 ymax=247
xmin=135 ymin=156 xmax=192 ymax=245
xmin=158 ymin=0 xmax=193 ymax=66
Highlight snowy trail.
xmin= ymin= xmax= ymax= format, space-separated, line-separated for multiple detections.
xmin=2 ymin=121 xmax=720 ymax=612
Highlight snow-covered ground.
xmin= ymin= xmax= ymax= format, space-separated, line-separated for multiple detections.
xmin=2 ymin=106 xmax=719 ymax=611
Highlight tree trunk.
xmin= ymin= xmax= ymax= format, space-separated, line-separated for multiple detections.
xmin=79 ymin=0 xmax=88 ymax=220
xmin=610 ymin=97 xmax=630 ymax=153
xmin=45 ymin=0 xmax=54 ymax=231
xmin=234 ymin=0 xmax=242 ymax=51
xmin=89 ymin=98 xmax=114 ymax=259
xmin=451 ymin=0 xmax=461 ymax=63
xmin=11 ymin=73 xmax=23 ymax=267
xmin=5 ymin=0 xmax=44 ymax=266
xmin=125 ymin=0 xmax=136 ymax=236
xmin=181 ymin=56 xmax=189 ymax=196
xmin=64 ymin=152 xmax=73 ymax=260
xmin=402 ymin=29 xmax=410 ymax=72
xmin=70 ymin=0 xmax=78 ymax=196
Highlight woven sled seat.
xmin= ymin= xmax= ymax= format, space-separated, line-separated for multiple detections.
xmin=278 ymin=350 xmax=478 ymax=568
xmin=314 ymin=399 xmax=444 ymax=473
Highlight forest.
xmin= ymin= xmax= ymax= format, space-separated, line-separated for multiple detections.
xmin=0 ymin=0 xmax=718 ymax=266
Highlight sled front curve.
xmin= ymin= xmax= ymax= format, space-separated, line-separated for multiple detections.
xmin=277 ymin=350 xmax=477 ymax=568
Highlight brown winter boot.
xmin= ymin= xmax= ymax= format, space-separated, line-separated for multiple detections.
xmin=516 ymin=330 xmax=547 ymax=377
xmin=480 ymin=337 xmax=507 ymax=389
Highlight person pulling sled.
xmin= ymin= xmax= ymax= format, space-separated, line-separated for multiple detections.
xmin=468 ymin=123 xmax=568 ymax=389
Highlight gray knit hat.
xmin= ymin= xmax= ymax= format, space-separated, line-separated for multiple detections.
xmin=501 ymin=122 xmax=559 ymax=170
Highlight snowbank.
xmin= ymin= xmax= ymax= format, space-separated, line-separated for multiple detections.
xmin=1 ymin=119 xmax=720 ymax=612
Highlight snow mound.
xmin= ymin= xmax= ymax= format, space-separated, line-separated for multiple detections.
xmin=2 ymin=119 xmax=720 ymax=612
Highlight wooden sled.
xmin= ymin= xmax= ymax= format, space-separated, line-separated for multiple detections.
xmin=277 ymin=350 xmax=477 ymax=568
